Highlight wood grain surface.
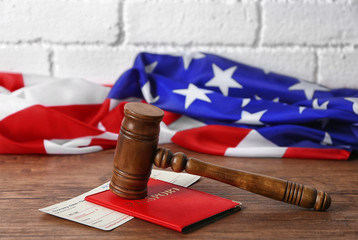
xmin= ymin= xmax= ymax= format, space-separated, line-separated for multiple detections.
xmin=0 ymin=143 xmax=357 ymax=240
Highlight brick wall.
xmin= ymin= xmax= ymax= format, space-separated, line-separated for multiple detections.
xmin=0 ymin=0 xmax=357 ymax=88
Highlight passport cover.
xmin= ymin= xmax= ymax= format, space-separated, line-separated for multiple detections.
xmin=85 ymin=179 xmax=241 ymax=233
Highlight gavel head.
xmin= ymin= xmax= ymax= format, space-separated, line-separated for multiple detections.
xmin=109 ymin=102 xmax=164 ymax=199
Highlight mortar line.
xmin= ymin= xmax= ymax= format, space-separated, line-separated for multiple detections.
xmin=252 ymin=0 xmax=263 ymax=48
xmin=110 ymin=0 xmax=126 ymax=46
xmin=47 ymin=48 xmax=55 ymax=76
xmin=313 ymin=50 xmax=320 ymax=84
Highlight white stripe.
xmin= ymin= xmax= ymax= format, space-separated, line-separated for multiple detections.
xmin=109 ymin=97 xmax=141 ymax=111
xmin=0 ymin=86 xmax=11 ymax=94
xmin=22 ymin=74 xmax=55 ymax=86
xmin=109 ymin=99 xmax=121 ymax=111
xmin=167 ymin=115 xmax=206 ymax=131
xmin=158 ymin=115 xmax=206 ymax=143
xmin=96 ymin=132 xmax=119 ymax=141
xmin=234 ymin=130 xmax=277 ymax=148
xmin=225 ymin=130 xmax=286 ymax=158
xmin=97 ymin=121 xmax=106 ymax=131
xmin=224 ymin=147 xmax=287 ymax=158
xmin=159 ymin=122 xmax=177 ymax=143
xmin=0 ymin=95 xmax=35 ymax=121
xmin=44 ymin=140 xmax=102 ymax=154
xmin=13 ymin=78 xmax=110 ymax=106
xmin=44 ymin=132 xmax=118 ymax=154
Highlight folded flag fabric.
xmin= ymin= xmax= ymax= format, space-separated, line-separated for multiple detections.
xmin=1 ymin=52 xmax=358 ymax=159
xmin=0 ymin=74 xmax=117 ymax=154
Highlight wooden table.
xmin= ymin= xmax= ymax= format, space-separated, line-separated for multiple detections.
xmin=1 ymin=144 xmax=357 ymax=239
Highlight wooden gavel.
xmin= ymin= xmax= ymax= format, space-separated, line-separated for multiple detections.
xmin=109 ymin=102 xmax=331 ymax=211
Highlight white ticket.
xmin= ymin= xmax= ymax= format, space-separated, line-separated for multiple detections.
xmin=39 ymin=170 xmax=200 ymax=231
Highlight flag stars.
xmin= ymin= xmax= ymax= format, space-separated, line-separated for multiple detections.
xmin=312 ymin=99 xmax=329 ymax=110
xmin=255 ymin=95 xmax=279 ymax=102
xmin=181 ymin=52 xmax=206 ymax=69
xmin=141 ymin=81 xmax=160 ymax=104
xmin=289 ymin=80 xmax=329 ymax=100
xmin=299 ymin=106 xmax=306 ymax=114
xmin=145 ymin=61 xmax=158 ymax=74
xmin=236 ymin=110 xmax=267 ymax=126
xmin=241 ymin=98 xmax=251 ymax=108
xmin=205 ymin=64 xmax=242 ymax=97
xmin=173 ymin=84 xmax=214 ymax=109
xmin=171 ymin=52 xmax=206 ymax=69
xmin=321 ymin=132 xmax=333 ymax=145
xmin=345 ymin=97 xmax=358 ymax=115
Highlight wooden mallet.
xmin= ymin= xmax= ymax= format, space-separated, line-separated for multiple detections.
xmin=109 ymin=102 xmax=331 ymax=211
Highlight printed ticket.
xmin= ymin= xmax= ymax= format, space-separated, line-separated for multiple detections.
xmin=39 ymin=169 xmax=200 ymax=231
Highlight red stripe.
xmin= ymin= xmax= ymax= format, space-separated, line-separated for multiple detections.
xmin=99 ymin=101 xmax=126 ymax=134
xmin=0 ymin=105 xmax=103 ymax=142
xmin=283 ymin=147 xmax=350 ymax=160
xmin=0 ymin=135 xmax=46 ymax=154
xmin=172 ymin=125 xmax=251 ymax=155
xmin=0 ymin=72 xmax=24 ymax=91
xmin=50 ymin=104 xmax=103 ymax=124
xmin=89 ymin=138 xmax=117 ymax=150
xmin=162 ymin=111 xmax=182 ymax=125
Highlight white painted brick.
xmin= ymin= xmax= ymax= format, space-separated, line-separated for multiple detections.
xmin=208 ymin=47 xmax=316 ymax=82
xmin=54 ymin=45 xmax=316 ymax=86
xmin=262 ymin=0 xmax=358 ymax=45
xmin=53 ymin=46 xmax=140 ymax=84
xmin=125 ymin=0 xmax=258 ymax=45
xmin=0 ymin=45 xmax=49 ymax=75
xmin=1 ymin=0 xmax=357 ymax=91
xmin=318 ymin=48 xmax=358 ymax=89
xmin=0 ymin=0 xmax=119 ymax=43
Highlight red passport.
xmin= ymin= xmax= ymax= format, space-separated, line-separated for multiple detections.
xmin=85 ymin=179 xmax=241 ymax=233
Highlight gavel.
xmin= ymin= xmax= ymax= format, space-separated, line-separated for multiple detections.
xmin=109 ymin=102 xmax=331 ymax=211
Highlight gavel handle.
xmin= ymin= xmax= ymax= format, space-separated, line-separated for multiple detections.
xmin=154 ymin=148 xmax=331 ymax=211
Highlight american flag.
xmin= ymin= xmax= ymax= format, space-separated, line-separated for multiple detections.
xmin=1 ymin=52 xmax=357 ymax=159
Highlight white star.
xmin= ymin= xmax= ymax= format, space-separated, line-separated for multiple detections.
xmin=241 ymin=98 xmax=251 ymax=108
xmin=263 ymin=68 xmax=271 ymax=74
xmin=205 ymin=64 xmax=242 ymax=96
xmin=345 ymin=97 xmax=358 ymax=115
xmin=145 ymin=61 xmax=158 ymax=74
xmin=299 ymin=106 xmax=306 ymax=114
xmin=312 ymin=99 xmax=329 ymax=110
xmin=255 ymin=95 xmax=279 ymax=102
xmin=171 ymin=52 xmax=206 ymax=69
xmin=173 ymin=84 xmax=213 ymax=109
xmin=141 ymin=81 xmax=160 ymax=104
xmin=321 ymin=132 xmax=332 ymax=145
xmin=289 ymin=80 xmax=329 ymax=100
xmin=236 ymin=110 xmax=267 ymax=125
